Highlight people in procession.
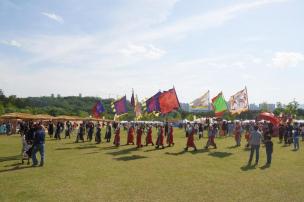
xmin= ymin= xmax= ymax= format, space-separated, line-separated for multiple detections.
xmin=205 ymin=124 xmax=217 ymax=149
xmin=185 ymin=123 xmax=197 ymax=151
xmin=136 ymin=124 xmax=143 ymax=148
xmin=167 ymin=123 xmax=174 ymax=147
xmin=75 ymin=123 xmax=85 ymax=143
xmin=234 ymin=121 xmax=242 ymax=147
xmin=155 ymin=124 xmax=165 ymax=149
xmin=95 ymin=123 xmax=102 ymax=144
xmin=127 ymin=124 xmax=135 ymax=145
xmin=105 ymin=122 xmax=112 ymax=143
xmin=113 ymin=124 xmax=120 ymax=147
xmin=145 ymin=124 xmax=154 ymax=146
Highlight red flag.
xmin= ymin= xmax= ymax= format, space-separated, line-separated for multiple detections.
xmin=159 ymin=88 xmax=180 ymax=114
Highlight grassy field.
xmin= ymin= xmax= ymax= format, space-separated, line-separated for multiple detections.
xmin=0 ymin=128 xmax=303 ymax=202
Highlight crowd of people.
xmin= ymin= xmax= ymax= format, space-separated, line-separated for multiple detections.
xmin=0 ymin=122 xmax=12 ymax=135
xmin=16 ymin=118 xmax=304 ymax=167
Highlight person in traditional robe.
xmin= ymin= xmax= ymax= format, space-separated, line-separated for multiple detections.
xmin=54 ymin=122 xmax=62 ymax=140
xmin=87 ymin=122 xmax=94 ymax=142
xmin=155 ymin=124 xmax=164 ymax=149
xmin=184 ymin=123 xmax=197 ymax=151
xmin=234 ymin=122 xmax=242 ymax=147
xmin=65 ymin=121 xmax=72 ymax=139
xmin=105 ymin=122 xmax=112 ymax=143
xmin=205 ymin=124 xmax=217 ymax=149
xmin=167 ymin=124 xmax=174 ymax=147
xmin=47 ymin=121 xmax=54 ymax=138
xmin=136 ymin=125 xmax=143 ymax=148
xmin=95 ymin=124 xmax=102 ymax=144
xmin=113 ymin=124 xmax=120 ymax=147
xmin=127 ymin=124 xmax=135 ymax=145
xmin=145 ymin=125 xmax=154 ymax=146
xmin=75 ymin=123 xmax=84 ymax=143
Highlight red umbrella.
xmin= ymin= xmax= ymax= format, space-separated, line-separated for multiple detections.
xmin=257 ymin=112 xmax=280 ymax=126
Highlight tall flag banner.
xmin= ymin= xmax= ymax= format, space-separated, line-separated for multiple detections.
xmin=159 ymin=88 xmax=180 ymax=114
xmin=229 ymin=87 xmax=249 ymax=115
xmin=134 ymin=95 xmax=142 ymax=118
xmin=211 ymin=92 xmax=228 ymax=117
xmin=113 ymin=96 xmax=127 ymax=115
xmin=92 ymin=100 xmax=105 ymax=118
xmin=190 ymin=90 xmax=210 ymax=110
xmin=130 ymin=89 xmax=135 ymax=108
xmin=146 ymin=91 xmax=161 ymax=113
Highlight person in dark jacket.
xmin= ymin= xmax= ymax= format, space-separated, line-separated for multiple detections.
xmin=32 ymin=123 xmax=45 ymax=167
xmin=105 ymin=123 xmax=112 ymax=143
xmin=75 ymin=123 xmax=84 ymax=143
xmin=95 ymin=124 xmax=102 ymax=144
xmin=264 ymin=132 xmax=273 ymax=166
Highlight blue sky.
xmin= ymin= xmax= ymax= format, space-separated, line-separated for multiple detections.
xmin=0 ymin=0 xmax=303 ymax=104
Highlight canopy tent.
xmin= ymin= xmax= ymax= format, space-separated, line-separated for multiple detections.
xmin=0 ymin=112 xmax=34 ymax=120
xmin=257 ymin=112 xmax=280 ymax=126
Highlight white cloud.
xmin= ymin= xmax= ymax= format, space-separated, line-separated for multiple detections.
xmin=119 ymin=43 xmax=166 ymax=60
xmin=272 ymin=52 xmax=304 ymax=68
xmin=41 ymin=12 xmax=64 ymax=24
xmin=0 ymin=40 xmax=21 ymax=47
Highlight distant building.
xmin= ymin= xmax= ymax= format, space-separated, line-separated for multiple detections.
xmin=259 ymin=103 xmax=275 ymax=112
xmin=249 ymin=104 xmax=259 ymax=111
xmin=79 ymin=93 xmax=82 ymax=97
xmin=180 ymin=103 xmax=190 ymax=112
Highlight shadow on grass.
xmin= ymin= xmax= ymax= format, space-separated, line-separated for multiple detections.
xmin=165 ymin=150 xmax=187 ymax=156
xmin=208 ymin=152 xmax=232 ymax=158
xmin=0 ymin=155 xmax=20 ymax=163
xmin=226 ymin=145 xmax=238 ymax=149
xmin=99 ymin=146 xmax=119 ymax=151
xmin=260 ymin=164 xmax=271 ymax=170
xmin=84 ymin=151 xmax=99 ymax=155
xmin=0 ymin=165 xmax=36 ymax=173
xmin=243 ymin=147 xmax=251 ymax=151
xmin=114 ymin=155 xmax=147 ymax=161
xmin=75 ymin=145 xmax=97 ymax=150
xmin=55 ymin=148 xmax=73 ymax=151
xmin=107 ymin=147 xmax=138 ymax=156
xmin=190 ymin=148 xmax=209 ymax=155
xmin=240 ymin=164 xmax=257 ymax=171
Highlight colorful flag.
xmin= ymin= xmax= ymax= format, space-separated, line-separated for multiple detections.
xmin=229 ymin=87 xmax=249 ymax=115
xmin=190 ymin=90 xmax=210 ymax=110
xmin=211 ymin=92 xmax=228 ymax=117
xmin=146 ymin=91 xmax=161 ymax=113
xmin=159 ymin=88 xmax=180 ymax=114
xmin=92 ymin=100 xmax=105 ymax=118
xmin=113 ymin=96 xmax=127 ymax=115
xmin=130 ymin=89 xmax=135 ymax=107
xmin=134 ymin=95 xmax=142 ymax=118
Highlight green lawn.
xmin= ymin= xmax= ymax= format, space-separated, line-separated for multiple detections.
xmin=0 ymin=128 xmax=303 ymax=202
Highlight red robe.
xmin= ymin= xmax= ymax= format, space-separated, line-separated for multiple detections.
xmin=156 ymin=127 xmax=164 ymax=146
xmin=136 ymin=128 xmax=143 ymax=147
xmin=234 ymin=125 xmax=241 ymax=141
xmin=146 ymin=128 xmax=153 ymax=144
xmin=187 ymin=129 xmax=196 ymax=148
xmin=114 ymin=127 xmax=120 ymax=146
xmin=127 ymin=127 xmax=134 ymax=144
xmin=167 ymin=126 xmax=174 ymax=145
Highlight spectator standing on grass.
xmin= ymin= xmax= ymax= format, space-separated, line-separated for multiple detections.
xmin=264 ymin=132 xmax=273 ymax=165
xmin=95 ymin=123 xmax=102 ymax=144
xmin=293 ymin=123 xmax=300 ymax=150
xmin=234 ymin=122 xmax=242 ymax=147
xmin=205 ymin=124 xmax=217 ymax=149
xmin=75 ymin=123 xmax=84 ymax=143
xmin=248 ymin=125 xmax=262 ymax=165
xmin=32 ymin=123 xmax=45 ymax=167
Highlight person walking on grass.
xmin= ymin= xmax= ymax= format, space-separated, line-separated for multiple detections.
xmin=75 ymin=123 xmax=84 ymax=143
xmin=185 ymin=123 xmax=197 ymax=151
xmin=205 ymin=124 xmax=217 ymax=149
xmin=136 ymin=125 xmax=143 ymax=148
xmin=234 ymin=121 xmax=242 ymax=147
xmin=95 ymin=123 xmax=102 ymax=144
xmin=113 ymin=124 xmax=120 ymax=147
xmin=145 ymin=124 xmax=154 ymax=146
xmin=248 ymin=125 xmax=262 ymax=165
xmin=127 ymin=124 xmax=135 ymax=145
xmin=264 ymin=132 xmax=273 ymax=166
xmin=167 ymin=123 xmax=174 ymax=147
xmin=293 ymin=122 xmax=300 ymax=150
xmin=32 ymin=123 xmax=45 ymax=167
xmin=155 ymin=124 xmax=165 ymax=149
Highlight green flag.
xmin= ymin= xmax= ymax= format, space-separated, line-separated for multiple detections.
xmin=211 ymin=92 xmax=227 ymax=117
